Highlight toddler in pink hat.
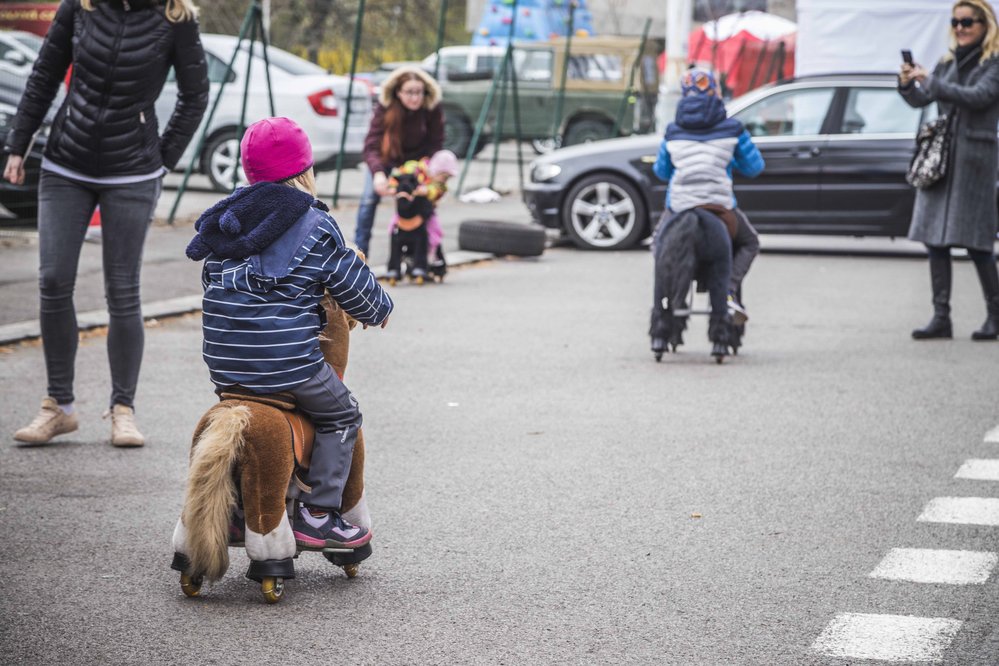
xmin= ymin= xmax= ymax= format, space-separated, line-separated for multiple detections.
xmin=186 ymin=117 xmax=393 ymax=553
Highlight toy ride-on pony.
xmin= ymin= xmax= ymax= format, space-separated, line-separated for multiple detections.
xmin=386 ymin=166 xmax=434 ymax=286
xmin=649 ymin=208 xmax=743 ymax=364
xmin=171 ymin=296 xmax=371 ymax=603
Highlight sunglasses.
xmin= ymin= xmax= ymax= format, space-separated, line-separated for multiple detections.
xmin=951 ymin=17 xmax=984 ymax=28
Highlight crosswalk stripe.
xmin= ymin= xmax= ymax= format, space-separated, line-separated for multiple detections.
xmin=955 ymin=459 xmax=999 ymax=481
xmin=917 ymin=497 xmax=999 ymax=526
xmin=984 ymin=425 xmax=999 ymax=443
xmin=811 ymin=613 xmax=962 ymax=661
xmin=869 ymin=548 xmax=998 ymax=585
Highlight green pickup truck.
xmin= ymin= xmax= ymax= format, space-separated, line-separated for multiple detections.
xmin=438 ymin=36 xmax=660 ymax=157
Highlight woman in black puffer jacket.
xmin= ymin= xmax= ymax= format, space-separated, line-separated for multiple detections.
xmin=4 ymin=0 xmax=208 ymax=447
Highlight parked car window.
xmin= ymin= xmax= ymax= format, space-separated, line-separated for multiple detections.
xmin=735 ymin=88 xmax=834 ymax=137
xmin=439 ymin=54 xmax=467 ymax=73
xmin=9 ymin=32 xmax=42 ymax=53
xmin=839 ymin=87 xmax=922 ymax=134
xmin=245 ymin=45 xmax=327 ymax=76
xmin=569 ymin=54 xmax=623 ymax=82
xmin=515 ymin=49 xmax=552 ymax=82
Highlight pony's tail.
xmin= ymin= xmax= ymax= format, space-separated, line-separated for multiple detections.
xmin=181 ymin=404 xmax=251 ymax=582
xmin=659 ymin=210 xmax=699 ymax=315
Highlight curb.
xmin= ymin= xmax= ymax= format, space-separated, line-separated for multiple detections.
xmin=0 ymin=250 xmax=495 ymax=346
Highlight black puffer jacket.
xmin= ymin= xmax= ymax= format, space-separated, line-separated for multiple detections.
xmin=4 ymin=0 xmax=209 ymax=175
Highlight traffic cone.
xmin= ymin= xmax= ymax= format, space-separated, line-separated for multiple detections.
xmin=85 ymin=206 xmax=102 ymax=243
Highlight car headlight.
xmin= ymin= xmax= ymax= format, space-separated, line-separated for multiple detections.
xmin=531 ymin=163 xmax=562 ymax=183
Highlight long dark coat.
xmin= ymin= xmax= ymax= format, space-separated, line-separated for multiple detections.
xmin=899 ymin=49 xmax=999 ymax=252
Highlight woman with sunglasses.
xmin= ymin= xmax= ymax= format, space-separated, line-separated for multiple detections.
xmin=899 ymin=0 xmax=999 ymax=341
xmin=354 ymin=66 xmax=444 ymax=257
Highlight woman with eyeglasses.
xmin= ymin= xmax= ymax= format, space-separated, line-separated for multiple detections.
xmin=899 ymin=0 xmax=999 ymax=341
xmin=354 ymin=66 xmax=444 ymax=257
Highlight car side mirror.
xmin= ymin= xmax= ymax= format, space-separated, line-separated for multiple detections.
xmin=2 ymin=51 xmax=28 ymax=67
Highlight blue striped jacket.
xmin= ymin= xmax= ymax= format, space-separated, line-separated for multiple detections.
xmin=198 ymin=205 xmax=393 ymax=393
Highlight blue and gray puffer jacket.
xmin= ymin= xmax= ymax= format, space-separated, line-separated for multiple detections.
xmin=653 ymin=92 xmax=764 ymax=212
xmin=187 ymin=183 xmax=393 ymax=393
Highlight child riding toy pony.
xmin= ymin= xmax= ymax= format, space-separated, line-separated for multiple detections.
xmin=171 ymin=296 xmax=372 ymax=603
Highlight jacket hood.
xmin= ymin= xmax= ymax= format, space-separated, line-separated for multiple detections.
xmin=186 ymin=182 xmax=317 ymax=261
xmin=378 ymin=66 xmax=441 ymax=110
xmin=674 ymin=94 xmax=727 ymax=130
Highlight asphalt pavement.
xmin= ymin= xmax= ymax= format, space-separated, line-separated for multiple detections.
xmin=3 ymin=147 xmax=999 ymax=664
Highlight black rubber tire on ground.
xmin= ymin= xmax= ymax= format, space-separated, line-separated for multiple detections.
xmin=562 ymin=118 xmax=614 ymax=147
xmin=202 ymin=129 xmax=247 ymax=193
xmin=458 ymin=219 xmax=546 ymax=257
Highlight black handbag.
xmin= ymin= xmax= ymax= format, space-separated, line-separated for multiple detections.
xmin=906 ymin=113 xmax=955 ymax=189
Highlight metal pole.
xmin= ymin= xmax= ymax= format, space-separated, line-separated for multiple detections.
xmin=233 ymin=9 xmax=257 ymax=191
xmin=550 ymin=1 xmax=576 ymax=148
xmin=612 ymin=17 xmax=651 ymax=137
xmin=487 ymin=0 xmax=519 ymax=191
xmin=332 ymin=0 xmax=365 ymax=209
xmin=432 ymin=0 xmax=448 ymax=81
xmin=455 ymin=52 xmax=508 ymax=196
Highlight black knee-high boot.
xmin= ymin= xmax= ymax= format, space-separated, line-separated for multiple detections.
xmin=912 ymin=252 xmax=953 ymax=339
xmin=971 ymin=258 xmax=999 ymax=341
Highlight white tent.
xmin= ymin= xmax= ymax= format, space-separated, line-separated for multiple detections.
xmin=795 ymin=0 xmax=998 ymax=76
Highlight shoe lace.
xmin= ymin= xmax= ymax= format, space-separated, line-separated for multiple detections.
xmin=27 ymin=405 xmax=60 ymax=429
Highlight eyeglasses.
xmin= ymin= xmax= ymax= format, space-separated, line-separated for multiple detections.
xmin=951 ymin=17 xmax=984 ymax=28
xmin=398 ymin=88 xmax=426 ymax=98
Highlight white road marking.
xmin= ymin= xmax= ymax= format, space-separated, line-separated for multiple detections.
xmin=811 ymin=613 xmax=962 ymax=662
xmin=955 ymin=459 xmax=999 ymax=481
xmin=917 ymin=497 xmax=999 ymax=527
xmin=984 ymin=425 xmax=999 ymax=443
xmin=869 ymin=548 xmax=998 ymax=585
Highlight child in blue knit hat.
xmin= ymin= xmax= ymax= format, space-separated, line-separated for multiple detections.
xmin=186 ymin=117 xmax=393 ymax=551
xmin=653 ymin=68 xmax=765 ymax=323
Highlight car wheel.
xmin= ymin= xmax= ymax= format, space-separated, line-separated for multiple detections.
xmin=458 ymin=219 xmax=546 ymax=257
xmin=203 ymin=131 xmax=247 ymax=193
xmin=562 ymin=172 xmax=647 ymax=250
xmin=444 ymin=113 xmax=474 ymax=158
xmin=562 ymin=118 xmax=613 ymax=147
xmin=531 ymin=137 xmax=559 ymax=154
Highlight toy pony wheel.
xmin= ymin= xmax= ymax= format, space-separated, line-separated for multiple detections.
xmin=180 ymin=572 xmax=203 ymax=597
xmin=261 ymin=576 xmax=285 ymax=604
xmin=654 ymin=351 xmax=663 ymax=362
xmin=342 ymin=564 xmax=360 ymax=579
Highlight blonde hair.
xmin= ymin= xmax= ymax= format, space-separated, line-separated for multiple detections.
xmin=946 ymin=0 xmax=999 ymax=62
xmin=280 ymin=168 xmax=317 ymax=198
xmin=81 ymin=0 xmax=198 ymax=22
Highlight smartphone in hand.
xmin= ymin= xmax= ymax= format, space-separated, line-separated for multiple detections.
xmin=901 ymin=49 xmax=914 ymax=65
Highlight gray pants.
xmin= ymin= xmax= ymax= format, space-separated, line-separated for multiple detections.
xmin=289 ymin=362 xmax=363 ymax=511
xmin=36 ymin=171 xmax=161 ymax=408
xmin=730 ymin=209 xmax=760 ymax=294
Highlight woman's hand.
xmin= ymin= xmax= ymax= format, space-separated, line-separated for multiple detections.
xmin=901 ymin=63 xmax=928 ymax=85
xmin=3 ymin=154 xmax=25 ymax=185
xmin=373 ymin=171 xmax=390 ymax=197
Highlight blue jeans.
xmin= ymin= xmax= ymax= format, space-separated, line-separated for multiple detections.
xmin=36 ymin=171 xmax=161 ymax=408
xmin=289 ymin=362 xmax=363 ymax=511
xmin=353 ymin=168 xmax=381 ymax=256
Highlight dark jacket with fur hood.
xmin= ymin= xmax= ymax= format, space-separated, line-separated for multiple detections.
xmin=4 ymin=0 xmax=209 ymax=175
xmin=362 ymin=66 xmax=444 ymax=176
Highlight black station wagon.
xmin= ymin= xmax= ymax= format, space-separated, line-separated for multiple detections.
xmin=522 ymin=73 xmax=966 ymax=250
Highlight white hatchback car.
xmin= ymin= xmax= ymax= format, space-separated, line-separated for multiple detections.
xmin=156 ymin=34 xmax=372 ymax=192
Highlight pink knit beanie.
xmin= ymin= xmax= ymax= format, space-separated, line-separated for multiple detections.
xmin=240 ymin=117 xmax=314 ymax=184
xmin=427 ymin=149 xmax=458 ymax=177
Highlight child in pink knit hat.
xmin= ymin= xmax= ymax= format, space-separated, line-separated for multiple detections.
xmin=186 ymin=117 xmax=393 ymax=552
